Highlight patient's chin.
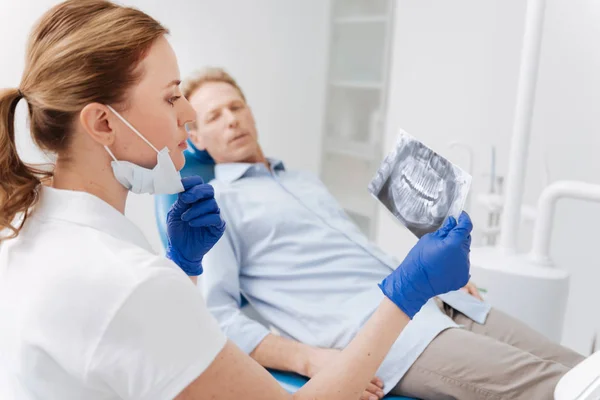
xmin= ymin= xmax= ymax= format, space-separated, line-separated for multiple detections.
xmin=223 ymin=145 xmax=256 ymax=164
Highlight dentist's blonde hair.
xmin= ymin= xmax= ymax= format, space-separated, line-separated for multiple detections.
xmin=0 ymin=0 xmax=168 ymax=241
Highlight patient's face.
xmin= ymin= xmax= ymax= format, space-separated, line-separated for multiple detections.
xmin=188 ymin=82 xmax=261 ymax=164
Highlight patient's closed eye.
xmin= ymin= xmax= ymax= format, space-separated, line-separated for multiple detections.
xmin=206 ymin=111 xmax=220 ymax=123
xmin=230 ymin=101 xmax=244 ymax=112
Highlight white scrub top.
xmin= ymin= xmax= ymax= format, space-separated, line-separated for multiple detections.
xmin=0 ymin=186 xmax=227 ymax=400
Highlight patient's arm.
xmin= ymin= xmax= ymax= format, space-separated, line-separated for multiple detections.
xmin=203 ymin=230 xmax=384 ymax=398
xmin=251 ymin=333 xmax=385 ymax=398
xmin=250 ymin=333 xmax=310 ymax=374
xmin=202 ymin=228 xmax=272 ymax=352
xmin=176 ymin=298 xmax=408 ymax=400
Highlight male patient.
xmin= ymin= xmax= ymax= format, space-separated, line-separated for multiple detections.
xmin=183 ymin=67 xmax=583 ymax=400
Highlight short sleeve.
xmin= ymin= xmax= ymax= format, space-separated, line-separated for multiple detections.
xmin=87 ymin=271 xmax=227 ymax=400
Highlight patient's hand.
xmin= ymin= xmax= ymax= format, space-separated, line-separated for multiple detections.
xmin=306 ymin=348 xmax=385 ymax=399
xmin=461 ymin=281 xmax=483 ymax=301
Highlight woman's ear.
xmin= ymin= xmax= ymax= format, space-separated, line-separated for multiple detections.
xmin=79 ymin=103 xmax=115 ymax=146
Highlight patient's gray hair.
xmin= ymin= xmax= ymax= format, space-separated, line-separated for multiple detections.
xmin=182 ymin=67 xmax=246 ymax=102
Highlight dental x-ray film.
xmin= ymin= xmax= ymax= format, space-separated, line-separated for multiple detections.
xmin=368 ymin=129 xmax=471 ymax=238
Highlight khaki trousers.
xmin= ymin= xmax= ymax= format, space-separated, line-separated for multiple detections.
xmin=390 ymin=301 xmax=584 ymax=400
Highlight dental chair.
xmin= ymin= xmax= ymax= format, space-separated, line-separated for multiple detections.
xmin=154 ymin=143 xmax=415 ymax=400
xmin=554 ymin=351 xmax=600 ymax=400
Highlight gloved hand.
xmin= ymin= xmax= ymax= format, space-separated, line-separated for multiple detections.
xmin=166 ymin=176 xmax=226 ymax=276
xmin=379 ymin=211 xmax=473 ymax=319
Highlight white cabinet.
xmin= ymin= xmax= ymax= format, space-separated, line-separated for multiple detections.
xmin=319 ymin=0 xmax=395 ymax=238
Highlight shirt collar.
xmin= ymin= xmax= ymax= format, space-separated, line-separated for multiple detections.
xmin=33 ymin=186 xmax=154 ymax=253
xmin=215 ymin=158 xmax=285 ymax=183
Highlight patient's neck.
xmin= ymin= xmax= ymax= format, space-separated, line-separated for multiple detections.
xmin=244 ymin=148 xmax=269 ymax=169
xmin=216 ymin=147 xmax=270 ymax=169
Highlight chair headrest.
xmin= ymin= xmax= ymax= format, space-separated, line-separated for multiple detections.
xmin=186 ymin=139 xmax=215 ymax=165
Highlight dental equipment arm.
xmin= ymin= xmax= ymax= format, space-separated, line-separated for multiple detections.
xmin=530 ymin=181 xmax=600 ymax=264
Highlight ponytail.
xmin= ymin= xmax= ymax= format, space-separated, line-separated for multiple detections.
xmin=0 ymin=88 xmax=48 ymax=241
xmin=0 ymin=0 xmax=169 ymax=241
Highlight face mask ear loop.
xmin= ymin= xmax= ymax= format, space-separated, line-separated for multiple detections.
xmin=104 ymin=146 xmax=119 ymax=162
xmin=106 ymin=105 xmax=160 ymax=154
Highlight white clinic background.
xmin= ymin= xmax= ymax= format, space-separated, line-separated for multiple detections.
xmin=1 ymin=0 xmax=599 ymax=355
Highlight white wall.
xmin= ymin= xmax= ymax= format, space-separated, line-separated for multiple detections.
xmin=531 ymin=0 xmax=600 ymax=354
xmin=377 ymin=0 xmax=600 ymax=353
xmin=376 ymin=0 xmax=526 ymax=260
xmin=0 ymin=0 xmax=329 ymax=252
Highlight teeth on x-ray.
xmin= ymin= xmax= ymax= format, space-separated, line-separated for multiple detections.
xmin=368 ymin=129 xmax=472 ymax=238
xmin=401 ymin=163 xmax=442 ymax=201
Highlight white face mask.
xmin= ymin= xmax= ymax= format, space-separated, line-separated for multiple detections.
xmin=104 ymin=105 xmax=184 ymax=195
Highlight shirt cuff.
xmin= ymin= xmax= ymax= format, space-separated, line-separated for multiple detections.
xmin=438 ymin=290 xmax=491 ymax=324
xmin=222 ymin=315 xmax=271 ymax=354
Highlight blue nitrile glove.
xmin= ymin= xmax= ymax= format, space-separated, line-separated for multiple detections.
xmin=379 ymin=211 xmax=473 ymax=319
xmin=166 ymin=176 xmax=226 ymax=276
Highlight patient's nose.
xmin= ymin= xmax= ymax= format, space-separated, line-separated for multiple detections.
xmin=224 ymin=109 xmax=239 ymax=128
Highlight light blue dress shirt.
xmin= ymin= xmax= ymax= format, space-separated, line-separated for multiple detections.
xmin=201 ymin=159 xmax=491 ymax=394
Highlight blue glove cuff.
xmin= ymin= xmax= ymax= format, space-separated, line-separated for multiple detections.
xmin=378 ymin=278 xmax=427 ymax=319
xmin=166 ymin=245 xmax=204 ymax=276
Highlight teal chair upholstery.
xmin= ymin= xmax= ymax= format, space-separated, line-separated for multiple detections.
xmin=270 ymin=371 xmax=415 ymax=399
xmin=154 ymin=142 xmax=416 ymax=400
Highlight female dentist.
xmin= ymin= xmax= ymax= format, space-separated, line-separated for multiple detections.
xmin=0 ymin=1 xmax=473 ymax=399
